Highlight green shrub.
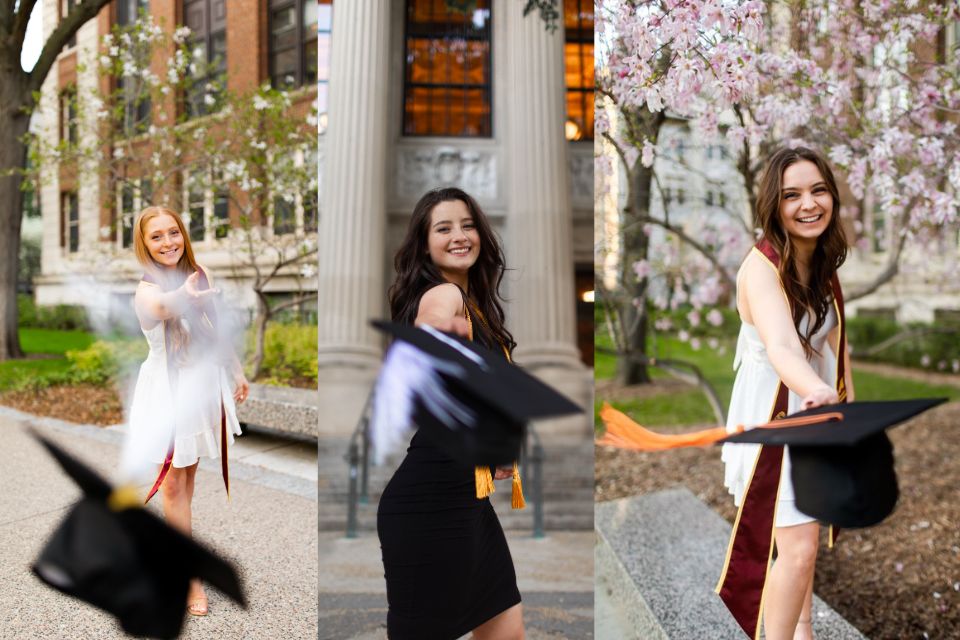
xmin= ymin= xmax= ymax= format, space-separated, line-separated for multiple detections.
xmin=248 ymin=322 xmax=317 ymax=386
xmin=847 ymin=316 xmax=960 ymax=373
xmin=19 ymin=294 xmax=90 ymax=330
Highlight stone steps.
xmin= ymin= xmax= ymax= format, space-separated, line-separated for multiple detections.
xmin=595 ymin=488 xmax=868 ymax=639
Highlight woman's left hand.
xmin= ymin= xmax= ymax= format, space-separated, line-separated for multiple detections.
xmin=493 ymin=465 xmax=513 ymax=480
xmin=233 ymin=371 xmax=250 ymax=404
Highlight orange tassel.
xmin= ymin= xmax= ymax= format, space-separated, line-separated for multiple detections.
xmin=475 ymin=465 xmax=494 ymax=498
xmin=511 ymin=461 xmax=526 ymax=510
xmin=598 ymin=403 xmax=843 ymax=451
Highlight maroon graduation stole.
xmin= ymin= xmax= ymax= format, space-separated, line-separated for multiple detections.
xmin=142 ymin=267 xmax=231 ymax=503
xmin=714 ymin=238 xmax=847 ymax=639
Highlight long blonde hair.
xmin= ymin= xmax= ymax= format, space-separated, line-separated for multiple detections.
xmin=133 ymin=206 xmax=214 ymax=363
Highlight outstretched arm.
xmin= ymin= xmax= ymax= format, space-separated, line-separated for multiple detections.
xmin=134 ymin=272 xmax=218 ymax=325
xmin=742 ymin=254 xmax=838 ymax=408
xmin=199 ymin=266 xmax=249 ymax=404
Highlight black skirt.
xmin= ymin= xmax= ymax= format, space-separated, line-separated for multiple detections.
xmin=377 ymin=429 xmax=521 ymax=639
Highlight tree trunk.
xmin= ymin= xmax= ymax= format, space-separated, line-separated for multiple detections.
xmin=249 ymin=291 xmax=270 ymax=379
xmin=0 ymin=71 xmax=30 ymax=360
xmin=617 ymin=161 xmax=654 ymax=385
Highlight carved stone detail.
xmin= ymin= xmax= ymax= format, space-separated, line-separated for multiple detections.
xmin=396 ymin=147 xmax=497 ymax=200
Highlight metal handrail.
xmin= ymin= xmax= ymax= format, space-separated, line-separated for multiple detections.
xmin=344 ymin=391 xmax=373 ymax=539
xmin=344 ymin=392 xmax=546 ymax=538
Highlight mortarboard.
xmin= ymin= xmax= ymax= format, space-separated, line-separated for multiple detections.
xmin=599 ymin=398 xmax=947 ymax=528
xmin=369 ymin=320 xmax=583 ymax=466
xmin=30 ymin=431 xmax=246 ymax=640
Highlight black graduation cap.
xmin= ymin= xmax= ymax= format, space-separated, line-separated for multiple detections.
xmin=369 ymin=320 xmax=583 ymax=466
xmin=30 ymin=431 xmax=246 ymax=640
xmin=720 ymin=398 xmax=947 ymax=528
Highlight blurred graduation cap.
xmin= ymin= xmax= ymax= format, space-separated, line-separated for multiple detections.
xmin=30 ymin=431 xmax=246 ymax=640
xmin=599 ymin=398 xmax=947 ymax=528
xmin=369 ymin=320 xmax=583 ymax=466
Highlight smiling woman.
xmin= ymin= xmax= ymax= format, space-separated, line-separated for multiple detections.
xmin=379 ymin=187 xmax=524 ymax=639
xmin=125 ymin=205 xmax=249 ymax=617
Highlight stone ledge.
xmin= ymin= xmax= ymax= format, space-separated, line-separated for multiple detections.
xmin=236 ymin=382 xmax=317 ymax=442
xmin=595 ymin=488 xmax=868 ymax=639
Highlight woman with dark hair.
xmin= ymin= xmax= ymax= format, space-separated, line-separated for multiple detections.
xmin=127 ymin=206 xmax=248 ymax=617
xmin=377 ymin=187 xmax=525 ymax=639
xmin=717 ymin=147 xmax=853 ymax=640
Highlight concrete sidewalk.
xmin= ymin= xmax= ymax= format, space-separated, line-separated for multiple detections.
xmin=0 ymin=407 xmax=317 ymax=640
xmin=319 ymin=531 xmax=594 ymax=639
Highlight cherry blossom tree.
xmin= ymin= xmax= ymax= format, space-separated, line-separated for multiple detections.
xmin=597 ymin=0 xmax=960 ymax=394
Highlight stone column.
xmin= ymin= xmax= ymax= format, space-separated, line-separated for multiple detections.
xmin=317 ymin=0 xmax=390 ymax=437
xmin=501 ymin=1 xmax=590 ymax=434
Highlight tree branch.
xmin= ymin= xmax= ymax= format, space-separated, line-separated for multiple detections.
xmin=630 ymin=213 xmax=737 ymax=292
xmin=11 ymin=0 xmax=37 ymax=50
xmin=28 ymin=0 xmax=113 ymax=98
xmin=846 ymin=204 xmax=912 ymax=301
xmin=269 ymin=293 xmax=318 ymax=315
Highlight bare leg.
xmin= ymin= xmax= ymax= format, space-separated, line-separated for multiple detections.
xmin=793 ymin=573 xmax=815 ymax=640
xmin=472 ymin=603 xmax=524 ymax=640
xmin=763 ymin=522 xmax=818 ymax=640
xmin=161 ymin=463 xmax=206 ymax=614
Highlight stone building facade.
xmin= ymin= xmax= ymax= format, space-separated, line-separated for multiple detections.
xmin=318 ymin=0 xmax=595 ymax=438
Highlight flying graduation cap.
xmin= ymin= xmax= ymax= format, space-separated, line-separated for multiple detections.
xmin=30 ymin=431 xmax=246 ymax=640
xmin=599 ymin=398 xmax=947 ymax=528
xmin=369 ymin=320 xmax=583 ymax=466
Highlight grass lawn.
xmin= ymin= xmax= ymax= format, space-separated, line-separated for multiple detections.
xmin=0 ymin=329 xmax=95 ymax=391
xmin=596 ymin=329 xmax=960 ymax=428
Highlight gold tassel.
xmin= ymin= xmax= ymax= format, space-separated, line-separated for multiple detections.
xmin=475 ymin=465 xmax=494 ymax=498
xmin=511 ymin=461 xmax=526 ymax=510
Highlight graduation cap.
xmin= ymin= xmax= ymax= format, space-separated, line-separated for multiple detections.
xmin=599 ymin=398 xmax=947 ymax=528
xmin=369 ymin=320 xmax=583 ymax=467
xmin=30 ymin=431 xmax=246 ymax=640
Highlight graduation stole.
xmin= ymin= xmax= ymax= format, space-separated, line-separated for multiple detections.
xmin=715 ymin=238 xmax=847 ymax=639
xmin=142 ymin=267 xmax=231 ymax=504
xmin=463 ymin=300 xmax=526 ymax=510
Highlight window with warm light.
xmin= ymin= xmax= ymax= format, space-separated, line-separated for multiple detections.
xmin=403 ymin=0 xmax=492 ymax=137
xmin=564 ymin=0 xmax=593 ymax=141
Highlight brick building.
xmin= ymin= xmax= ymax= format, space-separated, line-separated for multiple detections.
xmin=35 ymin=0 xmax=318 ymax=313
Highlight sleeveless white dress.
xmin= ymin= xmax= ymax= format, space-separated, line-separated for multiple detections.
xmin=720 ymin=303 xmax=838 ymax=527
xmin=126 ymin=320 xmax=242 ymax=469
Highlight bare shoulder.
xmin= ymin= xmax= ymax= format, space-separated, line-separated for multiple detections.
xmin=740 ymin=248 xmax=780 ymax=291
xmin=417 ymin=283 xmax=465 ymax=318
xmin=419 ymin=283 xmax=463 ymax=306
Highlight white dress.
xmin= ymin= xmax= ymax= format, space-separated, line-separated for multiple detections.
xmin=126 ymin=320 xmax=242 ymax=469
xmin=720 ymin=305 xmax=838 ymax=528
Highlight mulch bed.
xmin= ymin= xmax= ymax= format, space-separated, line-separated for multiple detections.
xmin=596 ymin=382 xmax=960 ymax=640
xmin=0 ymin=384 xmax=125 ymax=426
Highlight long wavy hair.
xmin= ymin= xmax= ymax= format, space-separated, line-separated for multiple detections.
xmin=388 ymin=187 xmax=515 ymax=354
xmin=755 ymin=147 xmax=848 ymax=357
xmin=133 ymin=206 xmax=215 ymax=362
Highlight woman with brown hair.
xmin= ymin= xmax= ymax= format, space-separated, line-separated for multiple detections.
xmin=127 ymin=206 xmax=248 ymax=617
xmin=718 ymin=147 xmax=854 ymax=640
xmin=377 ymin=187 xmax=525 ymax=639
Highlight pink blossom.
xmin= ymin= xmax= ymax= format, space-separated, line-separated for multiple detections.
xmin=641 ymin=140 xmax=656 ymax=168
xmin=707 ymin=309 xmax=724 ymax=327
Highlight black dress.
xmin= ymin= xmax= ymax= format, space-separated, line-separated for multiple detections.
xmin=376 ymin=314 xmax=521 ymax=639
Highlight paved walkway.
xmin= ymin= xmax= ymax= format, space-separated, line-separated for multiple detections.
xmin=0 ymin=407 xmax=317 ymax=640
xmin=319 ymin=530 xmax=594 ymax=639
